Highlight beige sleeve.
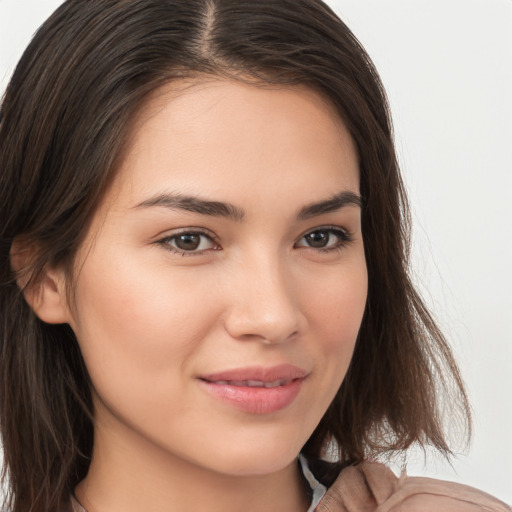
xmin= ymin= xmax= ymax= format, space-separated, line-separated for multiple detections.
xmin=316 ymin=461 xmax=511 ymax=512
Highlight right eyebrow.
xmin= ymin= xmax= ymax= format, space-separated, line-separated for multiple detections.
xmin=133 ymin=192 xmax=245 ymax=222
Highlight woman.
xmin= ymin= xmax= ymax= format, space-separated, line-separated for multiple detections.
xmin=0 ymin=1 xmax=509 ymax=511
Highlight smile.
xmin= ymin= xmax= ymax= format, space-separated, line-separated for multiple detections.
xmin=207 ymin=379 xmax=287 ymax=388
xmin=198 ymin=365 xmax=308 ymax=414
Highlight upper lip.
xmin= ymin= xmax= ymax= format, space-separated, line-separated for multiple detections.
xmin=200 ymin=364 xmax=308 ymax=383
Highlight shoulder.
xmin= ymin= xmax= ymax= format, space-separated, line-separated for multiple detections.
xmin=311 ymin=459 xmax=511 ymax=512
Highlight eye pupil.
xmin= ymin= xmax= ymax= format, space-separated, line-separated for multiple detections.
xmin=175 ymin=234 xmax=201 ymax=250
xmin=306 ymin=230 xmax=329 ymax=248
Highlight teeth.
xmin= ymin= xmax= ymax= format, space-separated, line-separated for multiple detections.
xmin=264 ymin=379 xmax=284 ymax=388
xmin=211 ymin=379 xmax=286 ymax=387
xmin=246 ymin=380 xmax=265 ymax=387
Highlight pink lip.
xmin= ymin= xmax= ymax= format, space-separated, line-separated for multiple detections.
xmin=198 ymin=364 xmax=308 ymax=415
xmin=201 ymin=364 xmax=308 ymax=383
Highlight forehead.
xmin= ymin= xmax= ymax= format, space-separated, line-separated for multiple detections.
xmin=108 ymin=78 xmax=359 ymax=210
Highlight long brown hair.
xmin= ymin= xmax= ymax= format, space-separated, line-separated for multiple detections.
xmin=0 ymin=1 xmax=470 ymax=510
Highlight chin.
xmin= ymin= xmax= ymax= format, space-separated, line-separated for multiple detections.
xmin=213 ymin=452 xmax=299 ymax=477
xmin=194 ymin=431 xmax=306 ymax=477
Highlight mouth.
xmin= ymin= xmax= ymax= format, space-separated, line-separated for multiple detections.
xmin=200 ymin=363 xmax=308 ymax=384
xmin=198 ymin=364 xmax=308 ymax=414
xmin=203 ymin=379 xmax=290 ymax=388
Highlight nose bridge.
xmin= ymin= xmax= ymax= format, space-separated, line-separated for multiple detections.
xmin=224 ymin=248 xmax=301 ymax=344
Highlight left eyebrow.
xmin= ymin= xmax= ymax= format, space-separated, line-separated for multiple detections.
xmin=297 ymin=191 xmax=363 ymax=220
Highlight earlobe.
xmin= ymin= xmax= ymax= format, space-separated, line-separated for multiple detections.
xmin=10 ymin=240 xmax=71 ymax=325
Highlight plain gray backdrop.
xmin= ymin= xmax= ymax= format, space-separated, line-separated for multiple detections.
xmin=1 ymin=0 xmax=511 ymax=503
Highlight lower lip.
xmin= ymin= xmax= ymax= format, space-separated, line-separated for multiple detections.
xmin=199 ymin=378 xmax=304 ymax=414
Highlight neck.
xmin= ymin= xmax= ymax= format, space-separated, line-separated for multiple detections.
xmin=74 ymin=413 xmax=310 ymax=512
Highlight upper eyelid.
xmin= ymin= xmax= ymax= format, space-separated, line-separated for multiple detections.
xmin=155 ymin=225 xmax=352 ymax=241
xmin=294 ymin=226 xmax=354 ymax=250
xmin=154 ymin=224 xmax=353 ymax=251
xmin=155 ymin=227 xmax=218 ymax=242
xmin=298 ymin=225 xmax=352 ymax=238
xmin=155 ymin=230 xmax=219 ymax=257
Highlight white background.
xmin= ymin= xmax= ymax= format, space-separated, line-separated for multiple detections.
xmin=1 ymin=0 xmax=511 ymax=504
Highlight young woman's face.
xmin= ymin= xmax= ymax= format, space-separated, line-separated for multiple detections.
xmin=66 ymin=79 xmax=367 ymax=475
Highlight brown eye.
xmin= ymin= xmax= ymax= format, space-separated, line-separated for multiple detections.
xmin=159 ymin=231 xmax=217 ymax=254
xmin=296 ymin=228 xmax=352 ymax=251
xmin=304 ymin=230 xmax=330 ymax=248
xmin=175 ymin=233 xmax=202 ymax=251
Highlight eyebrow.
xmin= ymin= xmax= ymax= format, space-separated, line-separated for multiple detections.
xmin=134 ymin=192 xmax=245 ymax=221
xmin=297 ymin=190 xmax=363 ymax=220
xmin=134 ymin=190 xmax=362 ymax=221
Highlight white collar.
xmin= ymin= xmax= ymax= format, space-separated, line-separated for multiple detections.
xmin=298 ymin=454 xmax=328 ymax=512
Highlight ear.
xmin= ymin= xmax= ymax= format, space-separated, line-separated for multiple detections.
xmin=10 ymin=239 xmax=71 ymax=325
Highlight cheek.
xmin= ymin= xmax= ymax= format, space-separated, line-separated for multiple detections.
xmin=306 ymin=259 xmax=367 ymax=348
xmin=303 ymin=257 xmax=368 ymax=391
xmin=70 ymin=249 xmax=221 ymax=398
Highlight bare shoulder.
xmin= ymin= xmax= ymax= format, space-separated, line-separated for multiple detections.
xmin=316 ymin=461 xmax=511 ymax=512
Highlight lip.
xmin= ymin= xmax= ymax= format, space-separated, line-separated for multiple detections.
xmin=198 ymin=364 xmax=308 ymax=415
xmin=201 ymin=364 xmax=308 ymax=383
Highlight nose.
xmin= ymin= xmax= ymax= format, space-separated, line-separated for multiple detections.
xmin=223 ymin=255 xmax=303 ymax=344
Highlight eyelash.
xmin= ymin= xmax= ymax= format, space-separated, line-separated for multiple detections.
xmin=156 ymin=226 xmax=353 ymax=257
xmin=295 ymin=226 xmax=354 ymax=253
xmin=156 ymin=228 xmax=220 ymax=257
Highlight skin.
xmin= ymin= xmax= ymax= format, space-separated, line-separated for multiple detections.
xmin=33 ymin=79 xmax=367 ymax=512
